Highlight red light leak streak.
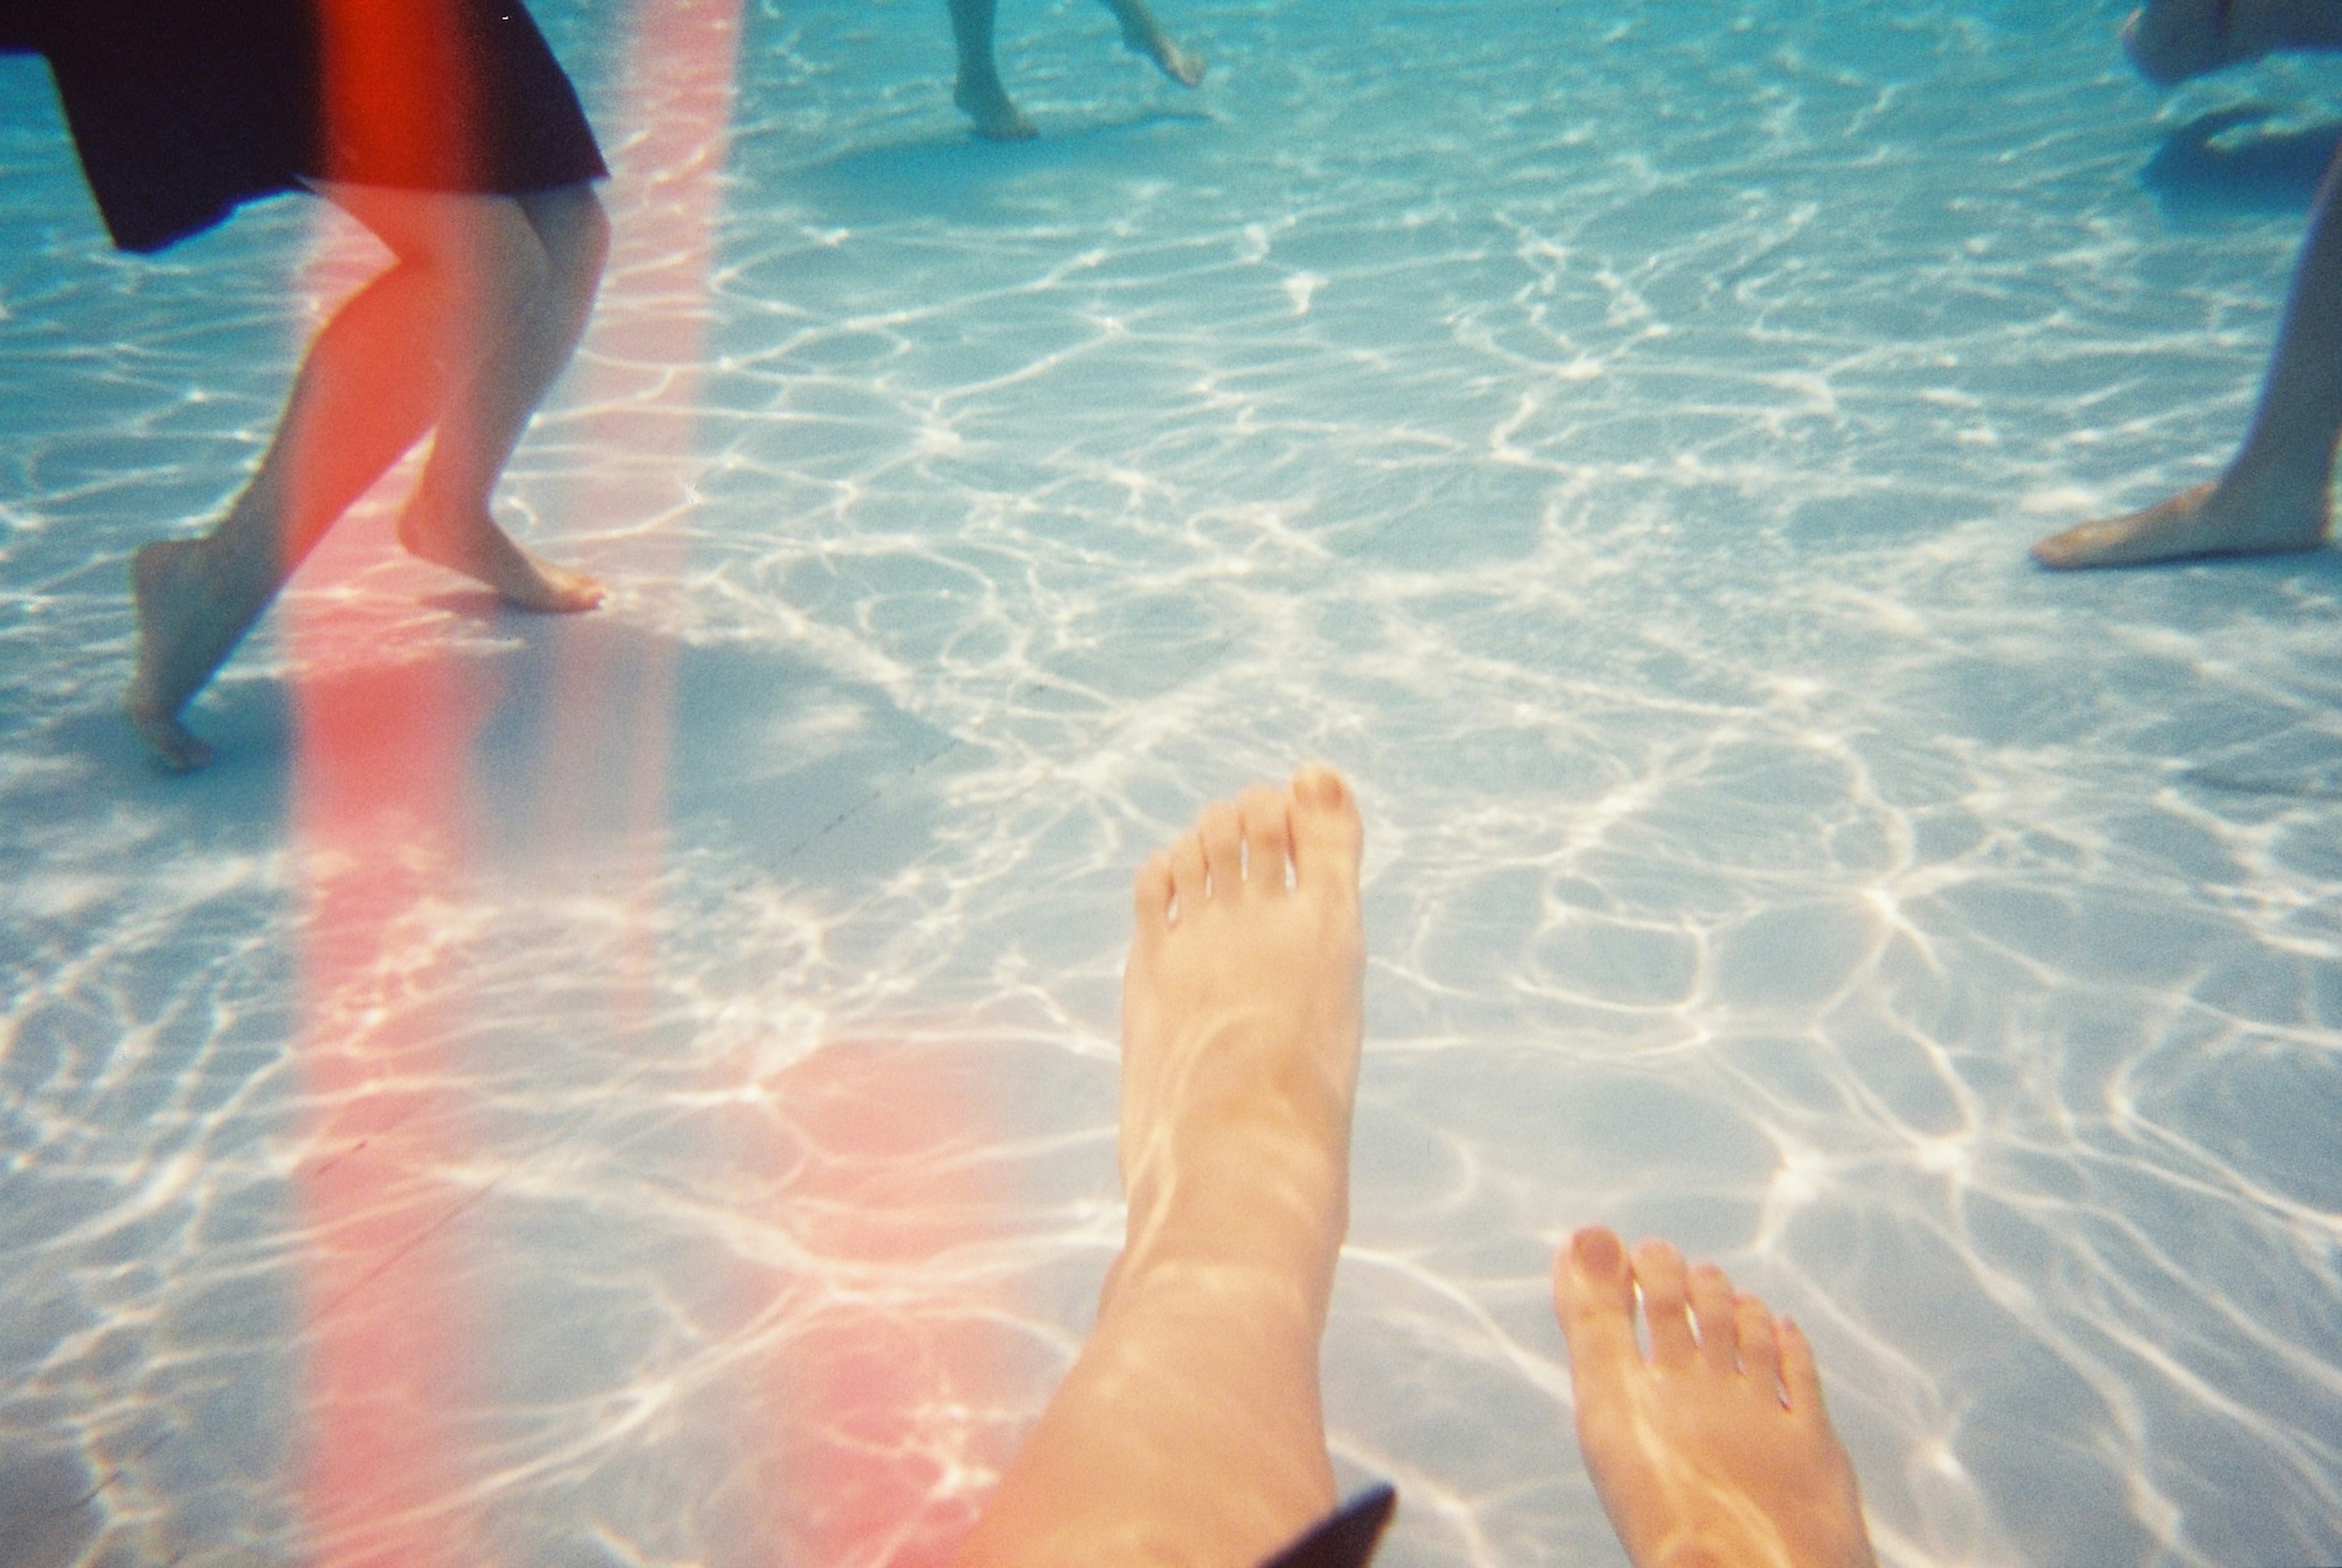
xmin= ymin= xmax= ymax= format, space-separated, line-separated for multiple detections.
xmin=532 ymin=0 xmax=744 ymax=931
xmin=280 ymin=4 xmax=538 ymax=1563
xmin=574 ymin=5 xmax=1013 ymax=1560
xmin=751 ymin=1039 xmax=1018 ymax=1568
xmin=282 ymin=1 xmax=1011 ymax=1560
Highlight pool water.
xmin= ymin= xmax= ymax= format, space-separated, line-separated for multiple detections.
xmin=4 ymin=0 xmax=2342 ymax=1564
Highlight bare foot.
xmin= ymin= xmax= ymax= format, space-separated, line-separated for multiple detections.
xmin=396 ymin=502 xmax=605 ymax=612
xmin=954 ymin=74 xmax=1039 ymax=140
xmin=1117 ymin=18 xmax=1206 ymax=87
xmin=2030 ymin=467 xmax=2331 ymax=569
xmin=954 ymin=771 xmax=1366 ymax=1568
xmin=1118 ymin=766 xmax=1365 ymax=1279
xmin=1555 ymin=1228 xmax=1876 ymax=1568
xmin=125 ymin=539 xmax=236 ymax=771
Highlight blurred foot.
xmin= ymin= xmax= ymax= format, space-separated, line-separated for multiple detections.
xmin=1554 ymin=1228 xmax=1876 ymax=1568
xmin=1119 ymin=16 xmax=1206 ymax=87
xmin=2031 ymin=465 xmax=2330 ymax=568
xmin=955 ymin=73 xmax=1039 ymax=140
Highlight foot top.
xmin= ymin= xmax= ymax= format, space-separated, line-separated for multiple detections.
xmin=1117 ymin=767 xmax=1366 ymax=1222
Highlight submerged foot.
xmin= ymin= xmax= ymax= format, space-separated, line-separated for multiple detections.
xmin=1119 ymin=18 xmax=1206 ymax=87
xmin=954 ymin=73 xmax=1039 ymax=140
xmin=396 ymin=502 xmax=605 ymax=612
xmin=1118 ymin=767 xmax=1365 ymax=1264
xmin=2030 ymin=470 xmax=2331 ymax=570
xmin=125 ymin=539 xmax=235 ymax=772
xmin=1554 ymin=1229 xmax=1877 ymax=1568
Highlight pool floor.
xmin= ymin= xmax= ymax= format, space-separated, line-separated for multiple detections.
xmin=4 ymin=0 xmax=2342 ymax=1563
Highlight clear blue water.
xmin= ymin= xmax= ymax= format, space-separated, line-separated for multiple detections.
xmin=5 ymin=1 xmax=2342 ymax=1564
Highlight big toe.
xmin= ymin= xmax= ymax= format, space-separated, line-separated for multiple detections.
xmin=1287 ymin=766 xmax=1361 ymax=892
xmin=1555 ymin=1226 xmax=1641 ymax=1369
xmin=1131 ymin=850 xmax=1175 ymax=953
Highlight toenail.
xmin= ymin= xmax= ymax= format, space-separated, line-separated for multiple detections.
xmin=1573 ymin=1227 xmax=1624 ymax=1273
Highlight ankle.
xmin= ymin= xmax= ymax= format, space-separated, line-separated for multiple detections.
xmin=1120 ymin=1136 xmax=1348 ymax=1294
xmin=2221 ymin=438 xmax=2336 ymax=504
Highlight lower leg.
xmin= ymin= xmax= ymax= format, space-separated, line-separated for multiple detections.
xmin=389 ymin=183 xmax=608 ymax=612
xmin=395 ymin=185 xmax=607 ymax=606
xmin=126 ymin=251 xmax=456 ymax=768
xmin=958 ymin=769 xmax=1366 ymax=1567
xmin=2033 ymin=143 xmax=2342 ymax=568
xmin=947 ymin=0 xmax=1036 ymax=138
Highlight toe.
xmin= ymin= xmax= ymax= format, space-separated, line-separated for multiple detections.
xmin=1688 ymin=1262 xmax=1739 ymax=1372
xmin=1199 ymin=800 xmax=1244 ymax=898
xmin=1630 ymin=1240 xmax=1698 ymax=1369
xmin=1132 ymin=851 xmax=1174 ymax=949
xmin=1168 ymin=828 xmax=1206 ymax=918
xmin=1736 ymin=1294 xmax=1782 ymax=1393
xmin=1555 ymin=1227 xmax=1642 ymax=1391
xmin=1237 ymin=784 xmax=1292 ymax=893
xmin=1287 ymin=766 xmax=1362 ymax=895
xmin=1779 ymin=1318 xmax=1830 ymax=1420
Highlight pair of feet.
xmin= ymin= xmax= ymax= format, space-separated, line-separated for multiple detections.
xmin=1121 ymin=769 xmax=1874 ymax=1568
xmin=124 ymin=503 xmax=603 ymax=772
xmin=955 ymin=16 xmax=1205 ymax=141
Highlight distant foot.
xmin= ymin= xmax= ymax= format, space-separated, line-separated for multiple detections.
xmin=125 ymin=539 xmax=234 ymax=772
xmin=1119 ymin=20 xmax=1206 ymax=87
xmin=1555 ymin=1229 xmax=1877 ymax=1568
xmin=954 ymin=74 xmax=1039 ymax=140
xmin=396 ymin=504 xmax=605 ymax=612
xmin=2030 ymin=471 xmax=2330 ymax=569
xmin=1118 ymin=767 xmax=1365 ymax=1267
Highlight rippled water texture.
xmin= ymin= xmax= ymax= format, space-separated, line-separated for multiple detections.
xmin=5 ymin=0 xmax=2342 ymax=1564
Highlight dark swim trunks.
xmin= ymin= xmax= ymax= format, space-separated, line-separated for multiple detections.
xmin=1260 ymin=1484 xmax=1397 ymax=1568
xmin=4 ymin=0 xmax=606 ymax=252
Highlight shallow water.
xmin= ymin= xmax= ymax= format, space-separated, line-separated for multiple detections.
xmin=4 ymin=1 xmax=2342 ymax=1564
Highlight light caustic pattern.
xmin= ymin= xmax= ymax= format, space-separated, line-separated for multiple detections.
xmin=3 ymin=0 xmax=2342 ymax=1565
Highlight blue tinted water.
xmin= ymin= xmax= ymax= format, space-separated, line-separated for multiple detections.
xmin=5 ymin=1 xmax=2342 ymax=1564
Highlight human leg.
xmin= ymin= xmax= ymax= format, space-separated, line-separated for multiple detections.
xmin=126 ymin=185 xmax=603 ymax=769
xmin=390 ymin=182 xmax=609 ymax=610
xmin=331 ymin=181 xmax=607 ymax=614
xmin=958 ymin=768 xmax=1366 ymax=1567
xmin=127 ymin=193 xmax=481 ymax=768
xmin=2032 ymin=137 xmax=2342 ymax=568
xmin=1098 ymin=0 xmax=1205 ymax=88
xmin=1553 ymin=1228 xmax=1876 ymax=1568
xmin=947 ymin=0 xmax=1038 ymax=140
